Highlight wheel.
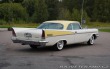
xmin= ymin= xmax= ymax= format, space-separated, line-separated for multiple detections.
xmin=54 ymin=41 xmax=64 ymax=51
xmin=29 ymin=45 xmax=38 ymax=49
xmin=87 ymin=36 xmax=94 ymax=45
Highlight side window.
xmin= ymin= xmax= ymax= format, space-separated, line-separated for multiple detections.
xmin=57 ymin=24 xmax=63 ymax=29
xmin=67 ymin=23 xmax=81 ymax=30
xmin=67 ymin=24 xmax=72 ymax=30
xmin=72 ymin=23 xmax=81 ymax=30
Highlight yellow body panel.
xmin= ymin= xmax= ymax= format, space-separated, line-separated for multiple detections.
xmin=45 ymin=30 xmax=74 ymax=37
xmin=43 ymin=20 xmax=79 ymax=37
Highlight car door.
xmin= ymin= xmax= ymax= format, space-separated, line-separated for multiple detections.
xmin=67 ymin=23 xmax=89 ymax=43
xmin=72 ymin=23 xmax=90 ymax=43
xmin=66 ymin=23 xmax=76 ymax=44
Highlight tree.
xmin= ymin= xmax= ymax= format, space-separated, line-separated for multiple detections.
xmin=92 ymin=0 xmax=110 ymax=22
xmin=1 ymin=0 xmax=110 ymax=23
xmin=0 ymin=0 xmax=23 ymax=3
xmin=58 ymin=8 xmax=71 ymax=20
xmin=32 ymin=0 xmax=48 ymax=23
xmin=22 ymin=0 xmax=37 ymax=17
xmin=85 ymin=0 xmax=95 ymax=21
xmin=82 ymin=10 xmax=90 ymax=23
xmin=0 ymin=3 xmax=28 ymax=22
xmin=0 ymin=0 xmax=13 ymax=3
xmin=71 ymin=9 xmax=89 ymax=23
xmin=71 ymin=9 xmax=81 ymax=21
xmin=45 ymin=0 xmax=59 ymax=20
xmin=62 ymin=0 xmax=74 ymax=12
xmin=12 ymin=3 xmax=28 ymax=21
xmin=0 ymin=3 xmax=12 ymax=22
xmin=0 ymin=0 xmax=10 ymax=3
xmin=13 ymin=0 xmax=24 ymax=3
xmin=62 ymin=0 xmax=82 ymax=12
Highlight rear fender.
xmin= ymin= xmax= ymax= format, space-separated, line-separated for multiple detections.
xmin=12 ymin=27 xmax=35 ymax=33
xmin=56 ymin=39 xmax=67 ymax=45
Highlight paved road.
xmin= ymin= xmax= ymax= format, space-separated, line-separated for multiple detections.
xmin=0 ymin=31 xmax=110 ymax=69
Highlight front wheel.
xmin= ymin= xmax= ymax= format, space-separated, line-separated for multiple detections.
xmin=87 ymin=36 xmax=94 ymax=45
xmin=54 ymin=41 xmax=64 ymax=51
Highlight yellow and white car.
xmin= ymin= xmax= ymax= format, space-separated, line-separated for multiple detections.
xmin=12 ymin=20 xmax=99 ymax=50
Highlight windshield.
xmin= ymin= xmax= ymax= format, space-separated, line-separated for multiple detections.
xmin=37 ymin=23 xmax=63 ymax=30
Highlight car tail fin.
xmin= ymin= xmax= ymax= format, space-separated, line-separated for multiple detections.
xmin=42 ymin=30 xmax=45 ymax=39
xmin=12 ymin=28 xmax=16 ymax=37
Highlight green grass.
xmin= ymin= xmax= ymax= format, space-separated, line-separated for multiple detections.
xmin=1 ymin=22 xmax=110 ymax=28
xmin=82 ymin=22 xmax=110 ymax=32
xmin=99 ymin=29 xmax=110 ymax=32
xmin=0 ymin=21 xmax=110 ymax=32
xmin=0 ymin=23 xmax=39 ymax=28
xmin=83 ymin=22 xmax=110 ymax=32
xmin=83 ymin=22 xmax=110 ymax=28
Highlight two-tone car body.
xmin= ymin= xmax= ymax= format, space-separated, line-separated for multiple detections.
xmin=12 ymin=20 xmax=99 ymax=50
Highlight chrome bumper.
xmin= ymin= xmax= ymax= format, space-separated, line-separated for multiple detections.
xmin=12 ymin=37 xmax=48 ymax=46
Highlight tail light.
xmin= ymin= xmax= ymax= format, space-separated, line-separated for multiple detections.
xmin=42 ymin=30 xmax=45 ymax=39
xmin=12 ymin=28 xmax=16 ymax=37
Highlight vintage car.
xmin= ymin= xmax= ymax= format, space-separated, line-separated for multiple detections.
xmin=11 ymin=20 xmax=99 ymax=50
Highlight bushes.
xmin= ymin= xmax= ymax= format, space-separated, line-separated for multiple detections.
xmin=22 ymin=0 xmax=36 ymax=17
xmin=0 ymin=0 xmax=49 ymax=24
xmin=0 ymin=3 xmax=13 ymax=22
xmin=31 ymin=0 xmax=48 ymax=23
xmin=0 ymin=0 xmax=90 ymax=24
xmin=0 ymin=3 xmax=28 ymax=23
xmin=58 ymin=8 xmax=71 ymax=20
xmin=1 ymin=0 xmax=110 ymax=25
xmin=71 ymin=9 xmax=81 ymax=21
xmin=58 ymin=8 xmax=90 ymax=23
xmin=22 ymin=0 xmax=48 ymax=23
xmin=0 ymin=20 xmax=7 ymax=25
xmin=12 ymin=3 xmax=28 ymax=21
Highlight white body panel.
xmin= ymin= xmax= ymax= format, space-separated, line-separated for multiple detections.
xmin=73 ymin=29 xmax=98 ymax=43
xmin=11 ymin=20 xmax=99 ymax=47
xmin=12 ymin=28 xmax=43 ymax=42
xmin=45 ymin=29 xmax=98 ymax=46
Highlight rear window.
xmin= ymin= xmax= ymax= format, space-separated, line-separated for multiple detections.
xmin=37 ymin=23 xmax=63 ymax=30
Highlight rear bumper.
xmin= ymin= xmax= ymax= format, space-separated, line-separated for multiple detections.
xmin=12 ymin=37 xmax=48 ymax=46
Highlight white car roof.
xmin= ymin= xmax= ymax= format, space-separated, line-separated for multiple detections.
xmin=44 ymin=20 xmax=80 ymax=24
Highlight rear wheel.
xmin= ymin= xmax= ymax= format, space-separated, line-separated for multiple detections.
xmin=29 ymin=45 xmax=38 ymax=49
xmin=87 ymin=36 xmax=94 ymax=45
xmin=54 ymin=40 xmax=64 ymax=51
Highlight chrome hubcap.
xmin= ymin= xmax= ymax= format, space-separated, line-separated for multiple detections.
xmin=57 ymin=41 xmax=64 ymax=50
xmin=90 ymin=36 xmax=94 ymax=44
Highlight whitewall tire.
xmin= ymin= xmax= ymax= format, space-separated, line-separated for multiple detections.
xmin=87 ymin=36 xmax=94 ymax=45
xmin=54 ymin=41 xmax=64 ymax=51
